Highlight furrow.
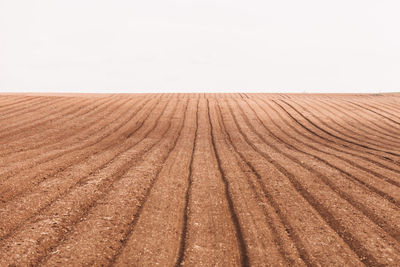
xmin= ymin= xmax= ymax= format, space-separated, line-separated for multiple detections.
xmin=262 ymin=97 xmax=400 ymax=175
xmin=234 ymin=97 xmax=400 ymax=241
xmin=0 ymin=95 xmax=151 ymax=184
xmin=175 ymin=97 xmax=199 ymax=266
xmin=0 ymin=96 xmax=43 ymax=114
xmin=247 ymin=97 xmax=400 ymax=191
xmin=274 ymin=99 xmax=400 ymax=164
xmin=319 ymin=98 xmax=400 ymax=142
xmin=282 ymin=99 xmax=400 ymax=157
xmin=0 ymin=96 xmax=177 ymax=266
xmin=347 ymin=100 xmax=400 ymax=125
xmin=171 ymin=97 xmax=243 ymax=266
xmin=107 ymin=98 xmax=190 ymax=266
xmin=206 ymin=98 xmax=249 ymax=267
xmin=306 ymin=98 xmax=400 ymax=147
xmin=217 ymin=99 xmax=362 ymax=266
xmin=222 ymin=97 xmax=400 ymax=266
xmin=39 ymin=96 xmax=185 ymax=266
xmin=297 ymin=98 xmax=400 ymax=151
xmin=0 ymin=95 xmax=118 ymax=158
xmin=209 ymin=97 xmax=306 ymax=266
xmin=0 ymin=96 xmax=55 ymax=120
xmin=0 ymin=95 xmax=127 ymax=162
xmin=0 ymin=96 xmax=157 ymax=208
xmin=0 ymin=96 xmax=92 ymax=143
xmin=0 ymin=96 xmax=73 ymax=129
xmin=102 ymin=96 xmax=198 ymax=266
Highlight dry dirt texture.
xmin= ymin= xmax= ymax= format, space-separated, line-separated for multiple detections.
xmin=0 ymin=93 xmax=399 ymax=266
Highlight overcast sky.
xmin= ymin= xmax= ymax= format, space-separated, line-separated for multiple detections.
xmin=1 ymin=0 xmax=399 ymax=93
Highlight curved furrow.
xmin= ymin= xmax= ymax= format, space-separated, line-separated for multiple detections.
xmin=0 ymin=96 xmax=54 ymax=119
xmin=0 ymin=96 xmax=157 ymax=202
xmin=0 ymin=96 xmax=43 ymax=113
xmin=206 ymin=98 xmax=249 ymax=267
xmin=318 ymin=98 xmax=400 ymax=142
xmin=348 ymin=97 xmax=400 ymax=136
xmin=233 ymin=97 xmax=400 ymax=239
xmin=359 ymin=97 xmax=400 ymax=118
xmin=0 ymin=95 xmax=118 ymax=154
xmin=376 ymin=100 xmax=400 ymax=113
xmin=175 ymin=97 xmax=199 ymax=266
xmin=107 ymin=95 xmax=265 ymax=266
xmin=360 ymin=99 xmax=400 ymax=120
xmin=276 ymin=99 xmax=400 ymax=162
xmin=2 ymin=96 xmax=144 ymax=172
xmin=222 ymin=97 xmax=400 ymax=266
xmin=208 ymin=97 xmax=307 ymax=266
xmin=217 ymin=98 xmax=363 ymax=266
xmin=0 ymin=97 xmax=96 ymax=148
xmin=309 ymin=98 xmax=400 ymax=146
xmin=0 ymin=96 xmax=178 ymax=266
xmin=167 ymin=97 xmax=244 ymax=266
xmin=303 ymin=98 xmax=397 ymax=149
xmin=0 ymin=97 xmax=68 ymax=132
xmin=0 ymin=96 xmax=93 ymax=143
xmin=1 ymin=93 xmax=399 ymax=266
xmin=259 ymin=97 xmax=400 ymax=175
xmin=105 ymin=98 xmax=190 ymax=266
xmin=0 ymin=96 xmax=109 ymax=131
xmin=0 ymin=95 xmax=147 ymax=180
xmin=345 ymin=100 xmax=400 ymax=126
xmin=0 ymin=96 xmax=167 ymax=244
xmin=247 ymin=97 xmax=400 ymax=189
xmin=0 ymin=96 xmax=151 ymax=191
xmin=0 ymin=96 xmax=70 ymax=125
xmin=285 ymin=99 xmax=400 ymax=155
xmin=322 ymin=95 xmax=399 ymax=132
xmin=23 ymin=96 xmax=183 ymax=266
xmin=0 ymin=95 xmax=129 ymax=163
xmin=102 ymin=96 xmax=199 ymax=267
xmin=303 ymin=96 xmax=400 ymax=155
xmin=0 ymin=95 xmax=121 ymax=157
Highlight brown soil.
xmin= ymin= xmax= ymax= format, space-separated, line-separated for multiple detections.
xmin=0 ymin=93 xmax=400 ymax=266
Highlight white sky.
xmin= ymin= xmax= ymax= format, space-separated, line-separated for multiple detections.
xmin=1 ymin=0 xmax=400 ymax=93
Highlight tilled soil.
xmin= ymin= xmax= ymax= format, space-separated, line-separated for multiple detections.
xmin=0 ymin=93 xmax=400 ymax=266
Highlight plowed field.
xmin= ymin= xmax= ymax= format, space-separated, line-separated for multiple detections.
xmin=0 ymin=93 xmax=400 ymax=266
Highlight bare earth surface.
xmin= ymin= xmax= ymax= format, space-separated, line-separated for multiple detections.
xmin=0 ymin=93 xmax=399 ymax=266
